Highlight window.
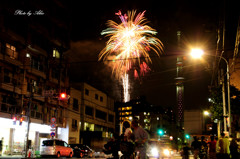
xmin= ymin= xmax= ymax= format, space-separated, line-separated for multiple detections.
xmin=73 ymin=98 xmax=79 ymax=111
xmin=96 ymin=109 xmax=107 ymax=121
xmin=42 ymin=140 xmax=54 ymax=146
xmin=72 ymin=119 xmax=78 ymax=130
xmin=85 ymin=89 xmax=89 ymax=95
xmin=95 ymin=94 xmax=98 ymax=100
xmin=3 ymin=69 xmax=11 ymax=83
xmin=6 ymin=43 xmax=18 ymax=59
xmin=31 ymin=56 xmax=43 ymax=71
xmin=85 ymin=106 xmax=93 ymax=116
xmin=64 ymin=142 xmax=68 ymax=147
xmin=108 ymin=114 xmax=114 ymax=122
xmin=100 ymin=96 xmax=103 ymax=102
xmin=55 ymin=140 xmax=64 ymax=146
xmin=53 ymin=49 xmax=60 ymax=58
xmin=52 ymin=67 xmax=59 ymax=79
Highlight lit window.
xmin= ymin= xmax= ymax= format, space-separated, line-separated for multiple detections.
xmin=6 ymin=43 xmax=17 ymax=59
xmin=53 ymin=49 xmax=60 ymax=58
xmin=26 ymin=53 xmax=30 ymax=57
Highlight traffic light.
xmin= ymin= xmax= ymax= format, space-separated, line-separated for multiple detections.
xmin=13 ymin=116 xmax=17 ymax=125
xmin=185 ymin=134 xmax=190 ymax=139
xmin=157 ymin=129 xmax=164 ymax=136
xmin=19 ymin=117 xmax=23 ymax=125
xmin=59 ymin=93 xmax=69 ymax=100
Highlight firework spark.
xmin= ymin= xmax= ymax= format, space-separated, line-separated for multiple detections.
xmin=99 ymin=10 xmax=163 ymax=102
xmin=99 ymin=10 xmax=163 ymax=78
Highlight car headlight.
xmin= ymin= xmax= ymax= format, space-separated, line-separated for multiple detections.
xmin=151 ymin=147 xmax=159 ymax=157
xmin=163 ymin=149 xmax=170 ymax=156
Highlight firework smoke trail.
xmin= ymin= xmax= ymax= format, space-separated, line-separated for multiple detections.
xmin=99 ymin=10 xmax=163 ymax=102
xmin=122 ymin=73 xmax=129 ymax=102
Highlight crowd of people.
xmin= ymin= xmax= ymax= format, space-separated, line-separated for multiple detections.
xmin=104 ymin=119 xmax=240 ymax=159
xmin=186 ymin=133 xmax=240 ymax=159
xmin=103 ymin=119 xmax=149 ymax=159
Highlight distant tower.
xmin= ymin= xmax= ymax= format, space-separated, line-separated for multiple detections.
xmin=175 ymin=30 xmax=184 ymax=128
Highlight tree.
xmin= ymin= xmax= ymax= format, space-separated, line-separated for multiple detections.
xmin=209 ymin=85 xmax=240 ymax=129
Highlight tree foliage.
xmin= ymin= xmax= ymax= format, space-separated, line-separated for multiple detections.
xmin=209 ymin=85 xmax=240 ymax=120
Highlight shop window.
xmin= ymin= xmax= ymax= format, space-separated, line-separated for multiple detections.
xmin=84 ymin=122 xmax=94 ymax=131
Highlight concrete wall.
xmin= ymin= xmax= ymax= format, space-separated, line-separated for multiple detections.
xmin=184 ymin=110 xmax=203 ymax=135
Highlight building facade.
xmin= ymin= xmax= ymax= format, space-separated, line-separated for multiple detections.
xmin=72 ymin=83 xmax=115 ymax=149
xmin=0 ymin=0 xmax=72 ymax=155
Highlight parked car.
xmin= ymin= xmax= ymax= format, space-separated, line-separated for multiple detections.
xmin=69 ymin=144 xmax=93 ymax=157
xmin=40 ymin=139 xmax=73 ymax=158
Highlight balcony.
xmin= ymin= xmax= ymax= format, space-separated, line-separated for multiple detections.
xmin=0 ymin=83 xmax=21 ymax=94
xmin=0 ymin=103 xmax=21 ymax=114
xmin=27 ymin=68 xmax=46 ymax=79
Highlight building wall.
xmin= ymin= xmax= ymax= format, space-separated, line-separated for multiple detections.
xmin=230 ymin=58 xmax=240 ymax=90
xmin=184 ymin=110 xmax=203 ymax=135
xmin=0 ymin=1 xmax=72 ymax=155
xmin=68 ymin=88 xmax=81 ymax=144
xmin=73 ymin=82 xmax=115 ymax=148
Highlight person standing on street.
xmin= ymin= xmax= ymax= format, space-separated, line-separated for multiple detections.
xmin=218 ymin=132 xmax=230 ymax=159
xmin=131 ymin=119 xmax=149 ymax=159
xmin=208 ymin=136 xmax=217 ymax=159
xmin=191 ymin=136 xmax=201 ymax=159
xmin=229 ymin=138 xmax=239 ymax=159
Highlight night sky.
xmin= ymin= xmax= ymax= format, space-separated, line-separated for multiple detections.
xmin=68 ymin=0 xmax=239 ymax=110
xmin=4 ymin=0 xmax=239 ymax=109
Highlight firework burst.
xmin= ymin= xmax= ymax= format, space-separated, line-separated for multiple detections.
xmin=99 ymin=10 xmax=164 ymax=78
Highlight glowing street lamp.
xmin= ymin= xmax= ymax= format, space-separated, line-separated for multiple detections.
xmin=190 ymin=48 xmax=231 ymax=135
xmin=203 ymin=110 xmax=210 ymax=116
xmin=190 ymin=48 xmax=204 ymax=59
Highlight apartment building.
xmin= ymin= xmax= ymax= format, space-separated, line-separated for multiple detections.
xmin=72 ymin=83 xmax=115 ymax=149
xmin=0 ymin=1 xmax=72 ymax=155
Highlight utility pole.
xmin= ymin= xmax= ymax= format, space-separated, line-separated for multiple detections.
xmin=221 ymin=70 xmax=227 ymax=133
xmin=25 ymin=81 xmax=33 ymax=158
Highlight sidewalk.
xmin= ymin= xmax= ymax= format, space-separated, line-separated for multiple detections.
xmin=0 ymin=155 xmax=39 ymax=159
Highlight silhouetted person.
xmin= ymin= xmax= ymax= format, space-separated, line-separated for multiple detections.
xmin=191 ymin=136 xmax=201 ymax=159
xmin=218 ymin=133 xmax=230 ymax=159
xmin=229 ymin=138 xmax=239 ymax=159
xmin=131 ymin=119 xmax=149 ymax=159
xmin=208 ymin=136 xmax=217 ymax=159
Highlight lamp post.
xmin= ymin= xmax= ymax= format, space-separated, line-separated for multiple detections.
xmin=190 ymin=49 xmax=231 ymax=136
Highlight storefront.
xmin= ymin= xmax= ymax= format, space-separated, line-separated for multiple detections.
xmin=0 ymin=117 xmax=65 ymax=156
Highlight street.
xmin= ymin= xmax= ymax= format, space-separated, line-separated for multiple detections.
xmin=0 ymin=154 xmax=195 ymax=159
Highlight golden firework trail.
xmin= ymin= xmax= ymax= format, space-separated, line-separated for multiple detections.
xmin=99 ymin=10 xmax=163 ymax=79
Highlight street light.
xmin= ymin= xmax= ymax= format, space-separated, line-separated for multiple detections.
xmin=203 ymin=110 xmax=210 ymax=116
xmin=190 ymin=48 xmax=204 ymax=59
xmin=190 ymin=49 xmax=231 ymax=135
